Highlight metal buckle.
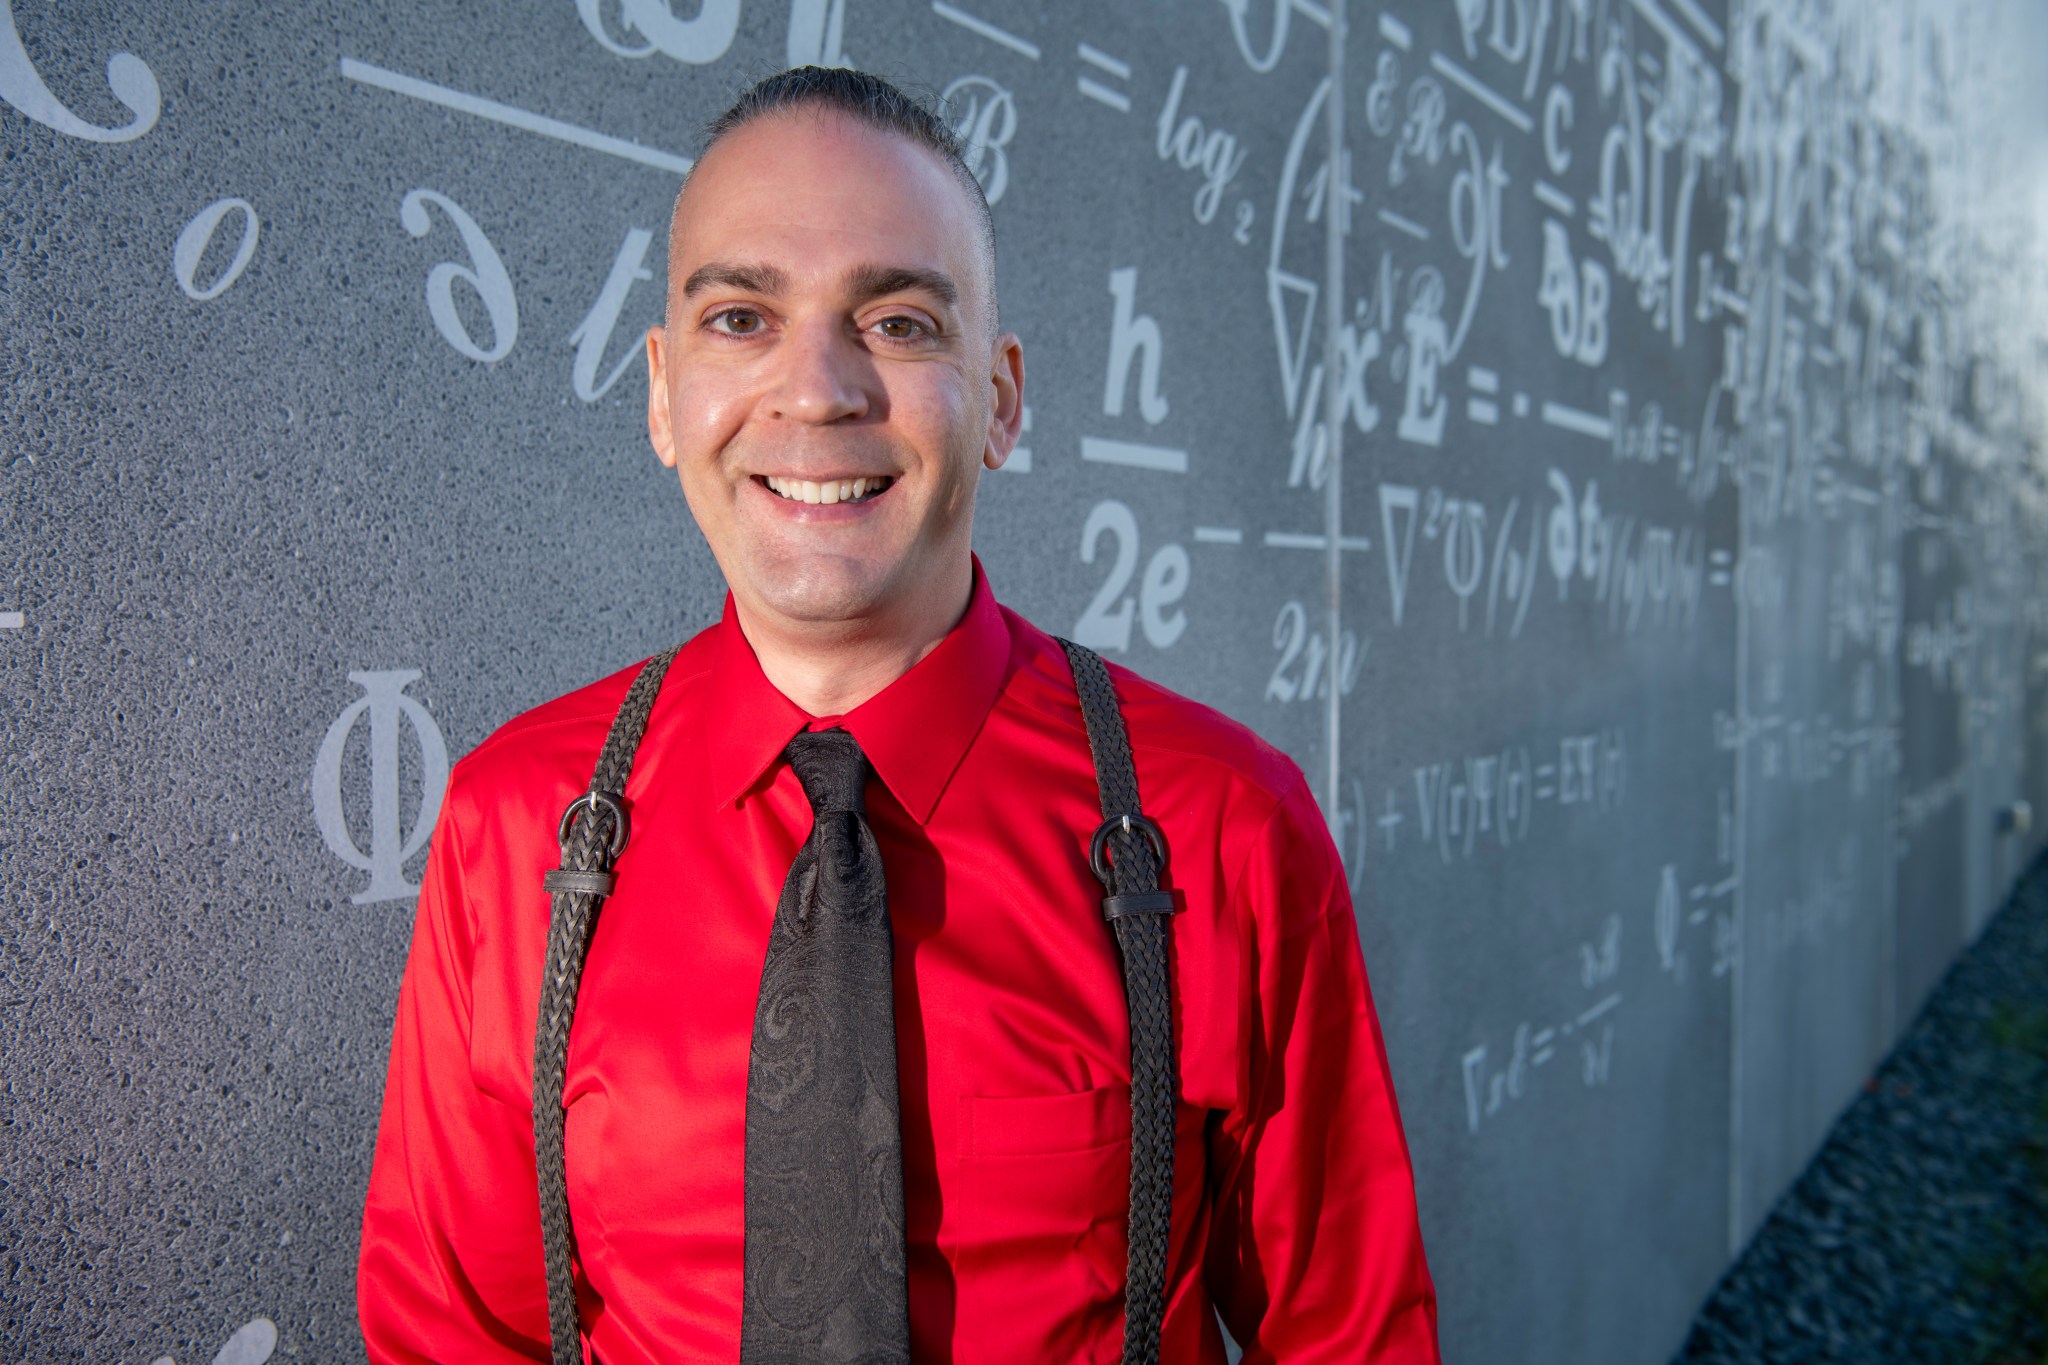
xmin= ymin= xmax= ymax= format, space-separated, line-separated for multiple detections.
xmin=1088 ymin=811 xmax=1167 ymax=884
xmin=555 ymin=788 xmax=630 ymax=861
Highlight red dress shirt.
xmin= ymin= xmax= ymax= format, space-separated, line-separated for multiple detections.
xmin=358 ymin=562 xmax=1439 ymax=1362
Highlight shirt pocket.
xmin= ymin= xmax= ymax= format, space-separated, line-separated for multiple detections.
xmin=953 ymin=1086 xmax=1132 ymax=1364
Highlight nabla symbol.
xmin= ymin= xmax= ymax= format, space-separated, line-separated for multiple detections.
xmin=311 ymin=670 xmax=450 ymax=904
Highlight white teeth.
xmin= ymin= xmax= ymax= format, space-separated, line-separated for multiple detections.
xmin=764 ymin=475 xmax=891 ymax=504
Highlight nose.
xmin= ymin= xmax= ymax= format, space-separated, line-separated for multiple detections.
xmin=766 ymin=315 xmax=872 ymax=425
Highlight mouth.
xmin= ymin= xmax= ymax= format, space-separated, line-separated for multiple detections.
xmin=758 ymin=474 xmax=895 ymax=506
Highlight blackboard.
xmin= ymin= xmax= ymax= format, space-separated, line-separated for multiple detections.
xmin=4 ymin=1 xmax=2045 ymax=1361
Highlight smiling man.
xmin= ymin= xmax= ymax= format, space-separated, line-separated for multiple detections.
xmin=643 ymin=83 xmax=1018 ymax=718
xmin=358 ymin=67 xmax=1439 ymax=1363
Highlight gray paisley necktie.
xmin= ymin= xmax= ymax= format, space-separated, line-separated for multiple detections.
xmin=741 ymin=728 xmax=911 ymax=1363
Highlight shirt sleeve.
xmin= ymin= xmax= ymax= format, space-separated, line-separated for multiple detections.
xmin=1204 ymin=777 xmax=1441 ymax=1362
xmin=357 ymin=783 xmax=555 ymax=1361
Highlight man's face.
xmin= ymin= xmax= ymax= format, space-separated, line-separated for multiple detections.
xmin=646 ymin=110 xmax=1024 ymax=646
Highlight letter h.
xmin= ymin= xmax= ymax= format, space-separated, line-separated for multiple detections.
xmin=1102 ymin=267 xmax=1168 ymax=424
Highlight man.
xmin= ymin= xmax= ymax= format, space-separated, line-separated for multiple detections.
xmin=359 ymin=67 xmax=1439 ymax=1362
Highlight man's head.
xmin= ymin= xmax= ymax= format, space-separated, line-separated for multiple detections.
xmin=685 ymin=68 xmax=1000 ymax=335
xmin=645 ymin=68 xmax=1024 ymax=673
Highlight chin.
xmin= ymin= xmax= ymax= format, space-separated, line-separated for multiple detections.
xmin=751 ymin=561 xmax=893 ymax=627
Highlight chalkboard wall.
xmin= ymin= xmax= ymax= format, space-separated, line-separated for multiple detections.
xmin=5 ymin=1 xmax=2046 ymax=1361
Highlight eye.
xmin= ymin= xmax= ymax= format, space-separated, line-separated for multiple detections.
xmin=870 ymin=314 xmax=932 ymax=342
xmin=707 ymin=306 xmax=765 ymax=337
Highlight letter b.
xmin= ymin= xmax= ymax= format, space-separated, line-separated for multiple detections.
xmin=1102 ymin=267 xmax=1168 ymax=424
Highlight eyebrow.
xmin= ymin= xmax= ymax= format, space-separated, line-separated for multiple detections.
xmin=845 ymin=264 xmax=959 ymax=311
xmin=682 ymin=262 xmax=788 ymax=298
xmin=681 ymin=261 xmax=959 ymax=313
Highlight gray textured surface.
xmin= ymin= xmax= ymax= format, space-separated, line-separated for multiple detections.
xmin=1676 ymin=850 xmax=2048 ymax=1363
xmin=3 ymin=2 xmax=2046 ymax=1362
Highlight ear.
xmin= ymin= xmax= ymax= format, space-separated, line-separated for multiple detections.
xmin=646 ymin=325 xmax=678 ymax=470
xmin=981 ymin=332 xmax=1026 ymax=472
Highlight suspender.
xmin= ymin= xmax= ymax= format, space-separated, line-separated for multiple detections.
xmin=533 ymin=642 xmax=681 ymax=1365
xmin=1056 ymin=639 xmax=1178 ymax=1364
xmin=531 ymin=638 xmax=1178 ymax=1364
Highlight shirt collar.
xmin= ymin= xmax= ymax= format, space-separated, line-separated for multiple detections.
xmin=706 ymin=556 xmax=1011 ymax=824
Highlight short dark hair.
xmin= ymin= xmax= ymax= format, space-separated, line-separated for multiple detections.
xmin=673 ymin=66 xmax=999 ymax=326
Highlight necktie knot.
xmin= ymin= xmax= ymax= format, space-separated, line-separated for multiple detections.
xmin=785 ymin=728 xmax=869 ymax=816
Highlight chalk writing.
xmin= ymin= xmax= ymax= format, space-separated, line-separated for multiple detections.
xmin=1073 ymin=500 xmax=1190 ymax=652
xmin=787 ymin=0 xmax=851 ymax=67
xmin=942 ymin=75 xmax=1018 ymax=206
xmin=0 ymin=0 xmax=159 ymax=143
xmin=568 ymin=226 xmax=656 ymax=402
xmin=174 ymin=199 xmax=261 ymax=303
xmin=1266 ymin=599 xmax=1365 ymax=704
xmin=150 ymin=1316 xmax=277 ymax=1365
xmin=1103 ymin=267 xmax=1170 ymax=424
xmin=399 ymin=189 xmax=518 ymax=364
xmin=1156 ymin=65 xmax=1249 ymax=226
xmin=575 ymin=0 xmax=741 ymax=64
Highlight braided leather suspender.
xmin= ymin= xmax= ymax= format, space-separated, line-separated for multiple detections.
xmin=1055 ymin=638 xmax=1180 ymax=1365
xmin=531 ymin=639 xmax=1179 ymax=1363
xmin=532 ymin=643 xmax=680 ymax=1364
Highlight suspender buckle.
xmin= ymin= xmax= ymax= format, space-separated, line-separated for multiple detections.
xmin=1088 ymin=811 xmax=1167 ymax=885
xmin=556 ymin=788 xmax=630 ymax=860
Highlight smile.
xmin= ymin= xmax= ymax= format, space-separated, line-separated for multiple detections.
xmin=761 ymin=475 xmax=894 ymax=506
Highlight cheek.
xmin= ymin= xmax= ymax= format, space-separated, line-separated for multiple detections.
xmin=674 ymin=462 xmax=726 ymax=537
xmin=902 ymin=370 xmax=980 ymax=454
xmin=670 ymin=392 xmax=742 ymax=527
xmin=671 ymin=370 xmax=753 ymax=453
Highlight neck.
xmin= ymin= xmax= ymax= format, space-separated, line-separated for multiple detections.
xmin=737 ymin=562 xmax=975 ymax=716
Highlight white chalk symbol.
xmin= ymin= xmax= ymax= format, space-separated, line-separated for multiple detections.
xmin=574 ymin=0 xmax=741 ymax=64
xmin=786 ymin=0 xmax=851 ymax=67
xmin=339 ymin=58 xmax=692 ymax=174
xmin=0 ymin=0 xmax=160 ymax=143
xmin=930 ymin=2 xmax=1040 ymax=60
xmin=151 ymin=1317 xmax=277 ymax=1365
xmin=311 ymin=670 xmax=450 ymax=905
xmin=1077 ymin=43 xmax=1132 ymax=113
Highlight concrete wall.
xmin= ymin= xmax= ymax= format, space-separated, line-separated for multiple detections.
xmin=4 ymin=1 xmax=2046 ymax=1360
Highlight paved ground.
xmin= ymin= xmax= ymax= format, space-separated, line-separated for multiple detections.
xmin=1674 ymin=855 xmax=2048 ymax=1364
